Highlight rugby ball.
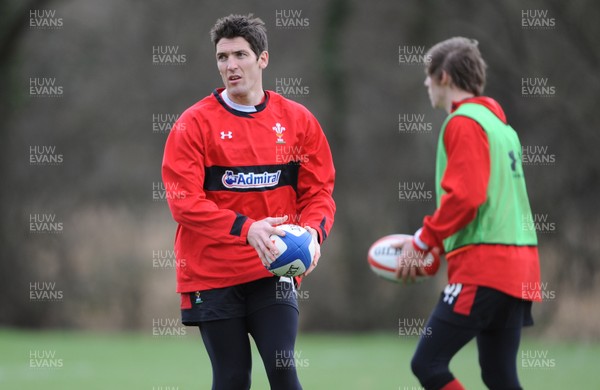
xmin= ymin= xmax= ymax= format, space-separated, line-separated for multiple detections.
xmin=267 ymin=224 xmax=315 ymax=277
xmin=368 ymin=234 xmax=440 ymax=283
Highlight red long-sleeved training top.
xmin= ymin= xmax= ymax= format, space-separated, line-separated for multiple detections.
xmin=417 ymin=97 xmax=541 ymax=301
xmin=162 ymin=89 xmax=336 ymax=292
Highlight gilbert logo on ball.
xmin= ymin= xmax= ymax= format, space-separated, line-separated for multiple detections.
xmin=367 ymin=234 xmax=440 ymax=283
xmin=268 ymin=224 xmax=315 ymax=277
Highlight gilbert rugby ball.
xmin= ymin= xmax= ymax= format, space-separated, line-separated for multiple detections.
xmin=368 ymin=234 xmax=440 ymax=283
xmin=268 ymin=224 xmax=315 ymax=277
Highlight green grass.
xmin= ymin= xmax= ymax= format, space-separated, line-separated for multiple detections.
xmin=0 ymin=328 xmax=597 ymax=389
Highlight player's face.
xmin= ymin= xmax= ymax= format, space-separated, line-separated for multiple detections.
xmin=216 ymin=37 xmax=268 ymax=105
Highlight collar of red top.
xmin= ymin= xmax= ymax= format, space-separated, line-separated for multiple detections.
xmin=450 ymin=96 xmax=507 ymax=124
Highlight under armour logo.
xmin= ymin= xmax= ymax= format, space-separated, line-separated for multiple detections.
xmin=509 ymin=150 xmax=517 ymax=171
xmin=220 ymin=131 xmax=233 ymax=139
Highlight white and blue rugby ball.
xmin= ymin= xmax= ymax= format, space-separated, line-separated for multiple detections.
xmin=267 ymin=224 xmax=315 ymax=277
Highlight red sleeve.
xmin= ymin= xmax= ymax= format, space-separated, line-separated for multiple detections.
xmin=161 ymin=111 xmax=254 ymax=244
xmin=297 ymin=114 xmax=336 ymax=243
xmin=419 ymin=116 xmax=490 ymax=251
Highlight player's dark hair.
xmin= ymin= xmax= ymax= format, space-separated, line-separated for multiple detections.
xmin=210 ymin=14 xmax=268 ymax=58
xmin=425 ymin=37 xmax=487 ymax=96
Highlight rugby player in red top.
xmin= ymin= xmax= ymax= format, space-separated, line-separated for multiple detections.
xmin=395 ymin=37 xmax=541 ymax=389
xmin=162 ymin=14 xmax=335 ymax=390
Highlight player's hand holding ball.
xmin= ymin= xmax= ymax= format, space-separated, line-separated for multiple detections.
xmin=368 ymin=234 xmax=440 ymax=285
xmin=247 ymin=215 xmax=289 ymax=267
xmin=394 ymin=238 xmax=435 ymax=284
xmin=302 ymin=226 xmax=320 ymax=277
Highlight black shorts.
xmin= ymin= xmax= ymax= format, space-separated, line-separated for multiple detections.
xmin=180 ymin=276 xmax=299 ymax=326
xmin=430 ymin=283 xmax=533 ymax=329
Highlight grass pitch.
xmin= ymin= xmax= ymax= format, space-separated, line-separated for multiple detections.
xmin=0 ymin=328 xmax=597 ymax=389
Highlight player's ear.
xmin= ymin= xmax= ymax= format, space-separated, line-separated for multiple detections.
xmin=258 ymin=51 xmax=269 ymax=69
xmin=440 ymin=70 xmax=451 ymax=86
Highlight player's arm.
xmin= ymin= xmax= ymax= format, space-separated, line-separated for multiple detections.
xmin=296 ymin=113 xmax=336 ymax=275
xmin=416 ymin=117 xmax=491 ymax=252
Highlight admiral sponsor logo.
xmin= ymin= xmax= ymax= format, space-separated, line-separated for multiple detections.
xmin=222 ymin=170 xmax=282 ymax=189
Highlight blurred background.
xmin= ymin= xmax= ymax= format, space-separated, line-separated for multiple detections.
xmin=1 ymin=0 xmax=599 ymax=343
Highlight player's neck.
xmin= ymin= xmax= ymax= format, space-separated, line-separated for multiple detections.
xmin=222 ymin=89 xmax=262 ymax=113
xmin=444 ymin=89 xmax=475 ymax=113
xmin=224 ymin=89 xmax=265 ymax=107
